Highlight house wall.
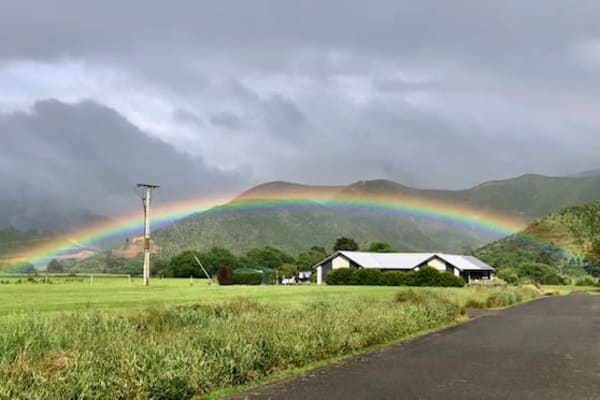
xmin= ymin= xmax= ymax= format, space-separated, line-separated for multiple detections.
xmin=426 ymin=258 xmax=446 ymax=272
xmin=332 ymin=256 xmax=350 ymax=270
xmin=317 ymin=255 xmax=360 ymax=284
xmin=317 ymin=260 xmax=333 ymax=284
xmin=424 ymin=257 xmax=458 ymax=275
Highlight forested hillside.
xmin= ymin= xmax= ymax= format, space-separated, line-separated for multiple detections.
xmin=475 ymin=201 xmax=600 ymax=283
xmin=153 ymin=175 xmax=600 ymax=257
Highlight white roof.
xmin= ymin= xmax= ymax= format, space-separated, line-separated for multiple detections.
xmin=320 ymin=251 xmax=494 ymax=271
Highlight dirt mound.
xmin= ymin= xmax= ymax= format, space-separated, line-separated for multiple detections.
xmin=112 ymin=236 xmax=160 ymax=258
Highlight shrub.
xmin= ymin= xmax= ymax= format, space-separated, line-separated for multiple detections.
xmin=575 ymin=276 xmax=598 ymax=286
xmin=327 ymin=267 xmax=464 ymax=287
xmin=496 ymin=268 xmax=519 ymax=284
xmin=409 ymin=267 xmax=464 ymax=287
xmin=355 ymin=269 xmax=383 ymax=285
xmin=514 ymin=262 xmax=569 ymax=285
xmin=232 ymin=272 xmax=263 ymax=285
xmin=435 ymin=272 xmax=466 ymax=288
xmin=325 ymin=268 xmax=357 ymax=285
xmin=216 ymin=266 xmax=234 ymax=285
xmin=411 ymin=267 xmax=441 ymax=286
xmin=381 ymin=272 xmax=405 ymax=286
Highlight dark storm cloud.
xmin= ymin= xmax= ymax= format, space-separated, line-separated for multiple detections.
xmin=2 ymin=1 xmax=599 ymax=67
xmin=0 ymin=99 xmax=243 ymax=231
xmin=1 ymin=0 xmax=600 ymax=197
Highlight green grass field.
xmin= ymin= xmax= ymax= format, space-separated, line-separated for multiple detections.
xmin=0 ymin=276 xmax=407 ymax=315
xmin=0 ymin=276 xmax=575 ymax=399
xmin=0 ymin=275 xmax=551 ymax=316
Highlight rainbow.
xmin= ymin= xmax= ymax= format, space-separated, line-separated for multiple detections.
xmin=1 ymin=190 xmax=530 ymax=270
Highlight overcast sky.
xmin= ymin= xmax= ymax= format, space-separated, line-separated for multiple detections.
xmin=1 ymin=0 xmax=600 ymax=228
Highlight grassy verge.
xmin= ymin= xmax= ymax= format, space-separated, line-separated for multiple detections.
xmin=541 ymin=284 xmax=600 ymax=295
xmin=0 ymin=285 xmax=539 ymax=399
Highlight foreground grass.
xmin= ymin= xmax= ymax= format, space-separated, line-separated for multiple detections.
xmin=0 ymin=283 xmax=541 ymax=399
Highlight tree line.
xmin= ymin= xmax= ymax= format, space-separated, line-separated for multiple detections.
xmin=46 ymin=236 xmax=398 ymax=278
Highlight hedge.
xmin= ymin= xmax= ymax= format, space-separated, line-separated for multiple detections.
xmin=232 ymin=272 xmax=263 ymax=285
xmin=326 ymin=266 xmax=465 ymax=287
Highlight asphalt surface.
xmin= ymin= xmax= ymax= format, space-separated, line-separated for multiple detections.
xmin=231 ymin=293 xmax=600 ymax=400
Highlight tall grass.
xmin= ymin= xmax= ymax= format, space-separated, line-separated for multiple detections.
xmin=0 ymin=287 xmax=538 ymax=399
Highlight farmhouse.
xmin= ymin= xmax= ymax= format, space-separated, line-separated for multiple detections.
xmin=313 ymin=251 xmax=495 ymax=285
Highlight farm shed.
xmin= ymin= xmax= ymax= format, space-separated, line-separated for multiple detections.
xmin=313 ymin=251 xmax=495 ymax=285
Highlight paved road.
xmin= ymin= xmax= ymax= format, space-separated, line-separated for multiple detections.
xmin=232 ymin=293 xmax=600 ymax=400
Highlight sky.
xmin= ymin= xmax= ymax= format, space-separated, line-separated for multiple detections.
xmin=1 ymin=0 xmax=600 ymax=230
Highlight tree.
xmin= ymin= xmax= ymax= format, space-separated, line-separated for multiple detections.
xmin=366 ymin=241 xmax=394 ymax=253
xmin=242 ymin=246 xmax=294 ymax=270
xmin=297 ymin=246 xmax=328 ymax=270
xmin=46 ymin=259 xmax=64 ymax=273
xmin=586 ymin=241 xmax=600 ymax=266
xmin=168 ymin=250 xmax=204 ymax=278
xmin=121 ymin=258 xmax=143 ymax=276
xmin=103 ymin=254 xmax=127 ymax=273
xmin=333 ymin=236 xmax=359 ymax=252
xmin=150 ymin=258 xmax=171 ymax=277
xmin=196 ymin=247 xmax=239 ymax=275
xmin=276 ymin=263 xmax=298 ymax=278
xmin=15 ymin=262 xmax=36 ymax=274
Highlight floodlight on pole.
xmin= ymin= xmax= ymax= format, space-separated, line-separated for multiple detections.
xmin=136 ymin=183 xmax=159 ymax=287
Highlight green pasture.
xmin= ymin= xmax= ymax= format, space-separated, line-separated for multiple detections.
xmin=0 ymin=276 xmax=404 ymax=315
xmin=0 ymin=275 xmax=558 ymax=316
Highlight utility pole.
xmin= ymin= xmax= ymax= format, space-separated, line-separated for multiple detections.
xmin=137 ymin=183 xmax=159 ymax=287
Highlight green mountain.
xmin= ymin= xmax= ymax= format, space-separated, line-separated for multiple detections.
xmin=153 ymin=175 xmax=600 ymax=257
xmin=340 ymin=175 xmax=600 ymax=220
xmin=476 ymin=200 xmax=600 ymax=267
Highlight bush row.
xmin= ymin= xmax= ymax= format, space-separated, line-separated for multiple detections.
xmin=232 ymin=272 xmax=263 ymax=285
xmin=217 ymin=267 xmax=263 ymax=285
xmin=326 ymin=266 xmax=465 ymax=287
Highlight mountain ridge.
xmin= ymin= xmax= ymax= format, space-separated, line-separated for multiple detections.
xmin=153 ymin=174 xmax=600 ymax=257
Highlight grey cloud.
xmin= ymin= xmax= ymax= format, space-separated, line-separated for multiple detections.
xmin=210 ymin=111 xmax=245 ymax=131
xmin=172 ymin=109 xmax=204 ymax=127
xmin=1 ymin=0 xmax=600 ymax=197
xmin=261 ymin=94 xmax=311 ymax=143
xmin=2 ymin=1 xmax=599 ymax=67
xmin=0 ymin=99 xmax=245 ymax=232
